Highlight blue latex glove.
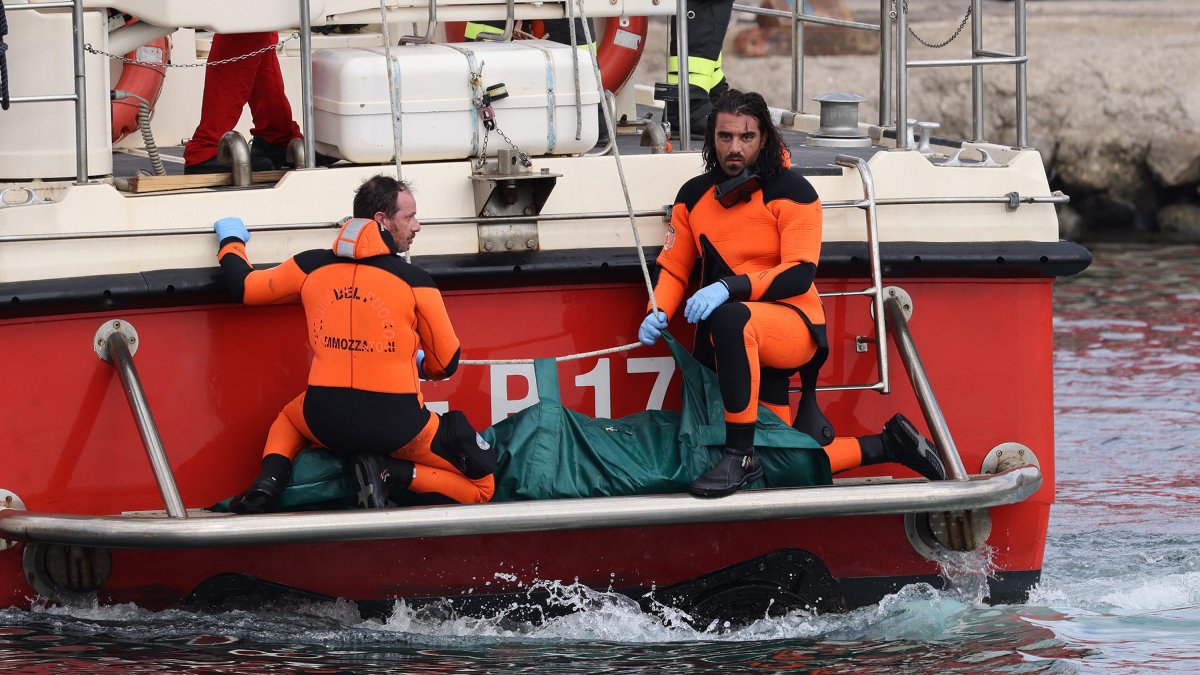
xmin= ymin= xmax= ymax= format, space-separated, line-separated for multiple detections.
xmin=684 ymin=281 xmax=730 ymax=323
xmin=214 ymin=217 xmax=250 ymax=243
xmin=416 ymin=349 xmax=426 ymax=379
xmin=638 ymin=311 xmax=669 ymax=346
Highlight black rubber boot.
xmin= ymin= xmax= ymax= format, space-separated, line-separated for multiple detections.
xmin=250 ymin=136 xmax=339 ymax=169
xmin=229 ymin=454 xmax=291 ymax=514
xmin=861 ymin=414 xmax=947 ymax=481
xmin=689 ymin=447 xmax=763 ymax=498
xmin=689 ymin=423 xmax=763 ymax=498
xmin=184 ymin=154 xmax=274 ymax=175
xmin=352 ymin=454 xmax=415 ymax=509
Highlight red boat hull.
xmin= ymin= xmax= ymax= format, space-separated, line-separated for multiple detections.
xmin=0 ymin=274 xmax=1055 ymax=612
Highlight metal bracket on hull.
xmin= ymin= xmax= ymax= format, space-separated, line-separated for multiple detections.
xmin=471 ymin=148 xmax=560 ymax=253
xmin=22 ymin=543 xmax=111 ymax=603
xmin=903 ymin=445 xmax=1041 ymax=559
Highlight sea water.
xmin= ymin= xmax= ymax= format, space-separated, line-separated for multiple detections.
xmin=0 ymin=243 xmax=1196 ymax=673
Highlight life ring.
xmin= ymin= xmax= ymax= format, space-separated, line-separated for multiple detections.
xmin=444 ymin=16 xmax=648 ymax=95
xmin=595 ymin=16 xmax=647 ymax=94
xmin=111 ymin=34 xmax=169 ymax=143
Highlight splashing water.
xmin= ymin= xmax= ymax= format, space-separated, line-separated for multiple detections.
xmin=0 ymin=244 xmax=1195 ymax=672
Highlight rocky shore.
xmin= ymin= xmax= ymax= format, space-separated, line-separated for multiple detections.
xmin=630 ymin=0 xmax=1200 ymax=241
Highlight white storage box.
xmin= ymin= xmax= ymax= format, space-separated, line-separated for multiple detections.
xmin=312 ymin=41 xmax=601 ymax=163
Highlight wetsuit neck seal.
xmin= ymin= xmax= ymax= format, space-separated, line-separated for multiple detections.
xmin=713 ymin=169 xmax=761 ymax=208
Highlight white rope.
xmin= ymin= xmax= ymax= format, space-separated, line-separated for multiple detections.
xmin=461 ymin=341 xmax=641 ymax=366
xmin=575 ymin=0 xmax=660 ymax=319
xmin=379 ymin=1 xmax=410 ymax=262
xmin=455 ymin=4 xmax=663 ymax=367
xmin=379 ymin=0 xmax=405 ymax=184
xmin=565 ymin=3 xmax=583 ymax=140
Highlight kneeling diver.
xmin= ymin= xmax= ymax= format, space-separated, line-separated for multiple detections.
xmin=214 ymin=175 xmax=496 ymax=512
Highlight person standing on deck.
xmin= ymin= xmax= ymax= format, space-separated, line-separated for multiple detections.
xmin=637 ymin=89 xmax=946 ymax=497
xmin=184 ymin=32 xmax=333 ymax=174
xmin=213 ymin=175 xmax=496 ymax=512
xmin=665 ymin=0 xmax=736 ymax=138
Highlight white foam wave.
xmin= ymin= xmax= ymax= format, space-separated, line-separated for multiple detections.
xmin=1098 ymin=572 xmax=1200 ymax=612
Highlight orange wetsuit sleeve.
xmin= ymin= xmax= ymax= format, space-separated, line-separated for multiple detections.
xmin=413 ymin=286 xmax=461 ymax=380
xmin=217 ymin=242 xmax=309 ymax=305
xmin=724 ymin=196 xmax=823 ymax=302
xmin=651 ymin=201 xmax=700 ymax=318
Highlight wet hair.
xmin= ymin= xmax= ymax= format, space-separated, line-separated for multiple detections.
xmin=352 ymin=175 xmax=413 ymax=220
xmin=702 ymin=89 xmax=786 ymax=182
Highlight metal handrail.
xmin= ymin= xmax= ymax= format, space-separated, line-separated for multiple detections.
xmin=713 ymin=0 xmax=1030 ymax=148
xmin=299 ymin=0 xmax=315 ymax=168
xmin=794 ymin=154 xmax=889 ymax=396
xmin=398 ymin=0 xmax=439 ymax=44
xmin=0 ymin=191 xmax=1068 ymax=242
xmin=0 ymin=466 xmax=1040 ymax=549
xmin=896 ymin=0 xmax=1029 ymax=148
xmin=5 ymin=0 xmax=87 ymax=183
xmin=475 ymin=0 xmax=516 ymax=42
xmin=672 ymin=0 xmax=691 ymax=149
xmin=95 ymin=322 xmax=187 ymax=518
xmin=883 ymin=296 xmax=970 ymax=481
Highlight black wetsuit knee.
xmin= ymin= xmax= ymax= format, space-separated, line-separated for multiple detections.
xmin=431 ymin=410 xmax=497 ymax=479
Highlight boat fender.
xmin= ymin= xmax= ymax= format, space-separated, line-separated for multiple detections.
xmin=111 ymin=24 xmax=169 ymax=143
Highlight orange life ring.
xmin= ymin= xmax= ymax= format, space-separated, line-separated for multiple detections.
xmin=595 ymin=16 xmax=647 ymax=94
xmin=444 ymin=17 xmax=648 ymax=94
xmin=111 ymin=34 xmax=169 ymax=143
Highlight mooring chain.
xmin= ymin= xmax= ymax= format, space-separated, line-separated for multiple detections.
xmin=491 ymin=126 xmax=531 ymax=168
xmin=893 ymin=1 xmax=973 ymax=50
xmin=85 ymin=32 xmax=300 ymax=67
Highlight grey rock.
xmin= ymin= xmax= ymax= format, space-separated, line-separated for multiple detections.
xmin=1157 ymin=203 xmax=1200 ymax=242
xmin=1148 ymin=133 xmax=1200 ymax=188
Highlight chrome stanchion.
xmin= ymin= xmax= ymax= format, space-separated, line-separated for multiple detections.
xmin=882 ymin=297 xmax=970 ymax=482
xmin=94 ymin=321 xmax=187 ymax=519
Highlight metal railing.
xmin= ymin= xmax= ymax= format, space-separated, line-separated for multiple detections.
xmin=4 ymin=0 xmax=88 ymax=184
xmin=0 ymin=190 xmax=1068 ymax=244
xmin=899 ymin=0 xmax=1030 ymax=148
xmin=883 ymin=296 xmax=969 ymax=481
xmin=687 ymin=0 xmax=1033 ymax=149
xmin=805 ymin=154 xmax=890 ymax=395
xmin=93 ymin=320 xmax=187 ymax=519
xmin=0 ymin=466 xmax=1039 ymax=549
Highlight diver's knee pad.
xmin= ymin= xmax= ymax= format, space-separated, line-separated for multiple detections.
xmin=433 ymin=410 xmax=497 ymax=479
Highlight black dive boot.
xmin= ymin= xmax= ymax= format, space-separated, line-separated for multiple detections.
xmin=229 ymin=454 xmax=292 ymax=514
xmin=352 ymin=454 xmax=415 ymax=509
xmin=689 ymin=423 xmax=763 ymax=498
xmin=859 ymin=414 xmax=947 ymax=480
xmin=791 ymin=338 xmax=835 ymax=446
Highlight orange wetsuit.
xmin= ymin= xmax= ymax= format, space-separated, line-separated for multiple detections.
xmin=652 ymin=168 xmax=864 ymax=471
xmin=218 ymin=218 xmax=494 ymax=503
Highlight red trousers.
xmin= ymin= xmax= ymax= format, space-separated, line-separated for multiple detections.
xmin=183 ymin=32 xmax=302 ymax=167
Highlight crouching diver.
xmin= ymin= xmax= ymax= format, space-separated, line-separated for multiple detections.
xmin=214 ymin=175 xmax=497 ymax=513
xmin=637 ymin=89 xmax=946 ymax=498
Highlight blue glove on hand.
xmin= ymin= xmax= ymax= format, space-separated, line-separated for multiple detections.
xmin=638 ymin=311 xmax=669 ymax=346
xmin=684 ymin=281 xmax=730 ymax=323
xmin=416 ymin=349 xmax=426 ymax=379
xmin=214 ymin=217 xmax=251 ymax=244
